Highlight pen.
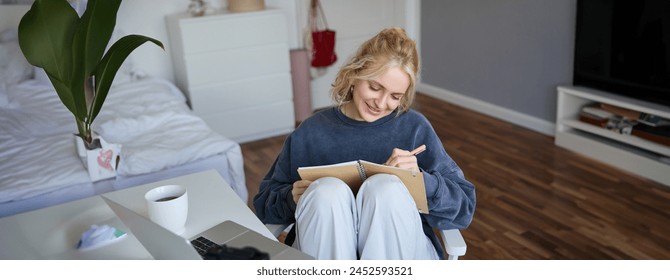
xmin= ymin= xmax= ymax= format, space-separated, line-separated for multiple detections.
xmin=410 ymin=144 xmax=426 ymax=156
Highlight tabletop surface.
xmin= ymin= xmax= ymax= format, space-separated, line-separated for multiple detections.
xmin=0 ymin=169 xmax=273 ymax=260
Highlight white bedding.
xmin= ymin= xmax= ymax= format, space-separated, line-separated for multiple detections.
xmin=0 ymin=3 xmax=247 ymax=218
xmin=0 ymin=77 xmax=247 ymax=213
xmin=96 ymin=78 xmax=235 ymax=176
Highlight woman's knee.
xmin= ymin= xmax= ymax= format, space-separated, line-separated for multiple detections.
xmin=300 ymin=177 xmax=353 ymax=205
xmin=358 ymin=174 xmax=408 ymax=200
xmin=296 ymin=177 xmax=357 ymax=224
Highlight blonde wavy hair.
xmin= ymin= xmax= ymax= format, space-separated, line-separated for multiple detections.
xmin=331 ymin=27 xmax=419 ymax=113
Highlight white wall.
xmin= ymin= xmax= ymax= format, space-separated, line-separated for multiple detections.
xmin=116 ymin=0 xmax=417 ymax=110
xmin=297 ymin=0 xmax=416 ymax=109
xmin=116 ymin=0 xmax=299 ymax=82
xmin=116 ymin=0 xmax=192 ymax=81
xmin=420 ymin=0 xmax=575 ymax=135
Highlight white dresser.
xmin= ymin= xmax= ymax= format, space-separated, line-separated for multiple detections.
xmin=166 ymin=9 xmax=295 ymax=143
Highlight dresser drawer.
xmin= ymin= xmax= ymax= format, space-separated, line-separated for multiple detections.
xmin=190 ymin=73 xmax=292 ymax=114
xmin=199 ymin=101 xmax=295 ymax=142
xmin=182 ymin=44 xmax=290 ymax=87
xmin=166 ymin=8 xmax=295 ymax=143
xmin=178 ymin=11 xmax=287 ymax=54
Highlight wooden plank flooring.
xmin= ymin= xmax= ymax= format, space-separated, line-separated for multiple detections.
xmin=240 ymin=93 xmax=670 ymax=259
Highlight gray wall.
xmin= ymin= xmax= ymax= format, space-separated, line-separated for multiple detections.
xmin=420 ymin=0 xmax=576 ymax=123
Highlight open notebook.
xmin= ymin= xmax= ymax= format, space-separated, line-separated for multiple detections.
xmin=298 ymin=160 xmax=428 ymax=213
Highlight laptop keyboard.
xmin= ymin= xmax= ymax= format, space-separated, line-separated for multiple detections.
xmin=190 ymin=236 xmax=217 ymax=256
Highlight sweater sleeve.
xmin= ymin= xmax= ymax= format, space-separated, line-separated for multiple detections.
xmin=416 ymin=118 xmax=476 ymax=230
xmin=422 ymin=165 xmax=476 ymax=230
xmin=252 ymin=136 xmax=299 ymax=225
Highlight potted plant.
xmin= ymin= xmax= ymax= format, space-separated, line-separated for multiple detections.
xmin=17 ymin=0 xmax=163 ymax=179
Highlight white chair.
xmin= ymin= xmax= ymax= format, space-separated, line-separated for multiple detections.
xmin=265 ymin=223 xmax=467 ymax=260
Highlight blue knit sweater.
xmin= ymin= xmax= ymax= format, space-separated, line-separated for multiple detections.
xmin=253 ymin=107 xmax=476 ymax=259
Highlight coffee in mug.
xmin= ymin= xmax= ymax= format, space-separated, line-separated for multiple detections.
xmin=145 ymin=185 xmax=188 ymax=234
xmin=155 ymin=196 xmax=179 ymax=202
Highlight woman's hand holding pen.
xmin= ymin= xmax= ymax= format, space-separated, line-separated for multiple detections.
xmin=384 ymin=144 xmax=426 ymax=172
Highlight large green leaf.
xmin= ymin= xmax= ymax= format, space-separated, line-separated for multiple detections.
xmin=71 ymin=0 xmax=122 ymax=122
xmin=73 ymin=0 xmax=122 ymax=78
xmin=18 ymin=0 xmax=79 ymax=113
xmin=89 ymin=35 xmax=164 ymax=123
xmin=45 ymin=72 xmax=83 ymax=121
xmin=18 ymin=0 xmax=164 ymax=145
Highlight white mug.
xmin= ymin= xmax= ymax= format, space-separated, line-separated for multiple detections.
xmin=144 ymin=185 xmax=188 ymax=235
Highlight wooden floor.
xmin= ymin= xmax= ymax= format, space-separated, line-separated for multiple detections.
xmin=240 ymin=93 xmax=670 ymax=260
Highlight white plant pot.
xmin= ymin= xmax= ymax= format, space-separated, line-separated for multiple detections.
xmin=74 ymin=134 xmax=122 ymax=182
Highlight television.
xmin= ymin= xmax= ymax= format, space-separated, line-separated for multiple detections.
xmin=573 ymin=0 xmax=670 ymax=108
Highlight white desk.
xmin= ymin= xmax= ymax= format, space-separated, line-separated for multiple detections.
xmin=0 ymin=170 xmax=274 ymax=259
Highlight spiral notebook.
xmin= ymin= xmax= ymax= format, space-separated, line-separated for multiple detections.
xmin=297 ymin=160 xmax=428 ymax=213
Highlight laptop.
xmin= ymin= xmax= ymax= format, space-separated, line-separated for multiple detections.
xmin=102 ymin=196 xmax=312 ymax=260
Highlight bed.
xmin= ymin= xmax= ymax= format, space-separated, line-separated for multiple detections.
xmin=0 ymin=4 xmax=248 ymax=218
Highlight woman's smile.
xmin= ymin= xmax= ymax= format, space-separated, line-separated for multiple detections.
xmin=347 ymin=66 xmax=409 ymax=122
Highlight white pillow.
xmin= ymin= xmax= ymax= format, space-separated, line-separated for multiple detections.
xmin=33 ymin=66 xmax=51 ymax=85
xmin=0 ymin=86 xmax=9 ymax=108
xmin=0 ymin=30 xmax=34 ymax=89
xmin=0 ymin=28 xmax=18 ymax=42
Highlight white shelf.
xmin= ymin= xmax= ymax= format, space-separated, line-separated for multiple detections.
xmin=555 ymin=86 xmax=670 ymax=187
xmin=561 ymin=119 xmax=670 ymax=157
xmin=558 ymin=86 xmax=670 ymax=119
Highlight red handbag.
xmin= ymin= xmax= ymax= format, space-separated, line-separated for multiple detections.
xmin=309 ymin=0 xmax=337 ymax=67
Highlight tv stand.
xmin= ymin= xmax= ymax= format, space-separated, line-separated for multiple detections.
xmin=555 ymin=86 xmax=670 ymax=187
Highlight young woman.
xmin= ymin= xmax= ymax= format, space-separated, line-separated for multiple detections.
xmin=253 ymin=27 xmax=476 ymax=260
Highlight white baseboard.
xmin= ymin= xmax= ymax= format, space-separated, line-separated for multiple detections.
xmin=417 ymin=83 xmax=556 ymax=136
